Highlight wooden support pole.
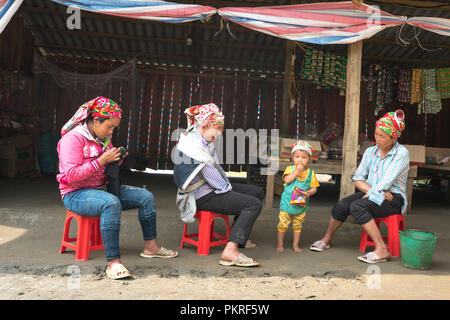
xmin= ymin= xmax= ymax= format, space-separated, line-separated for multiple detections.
xmin=281 ymin=40 xmax=294 ymax=136
xmin=340 ymin=40 xmax=363 ymax=199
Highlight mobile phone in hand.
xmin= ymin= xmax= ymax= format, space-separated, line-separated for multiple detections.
xmin=119 ymin=147 xmax=128 ymax=160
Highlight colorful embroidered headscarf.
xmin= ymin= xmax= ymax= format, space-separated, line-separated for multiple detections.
xmin=184 ymin=103 xmax=225 ymax=132
xmin=291 ymin=140 xmax=314 ymax=156
xmin=61 ymin=96 xmax=122 ymax=136
xmin=376 ymin=109 xmax=405 ymax=139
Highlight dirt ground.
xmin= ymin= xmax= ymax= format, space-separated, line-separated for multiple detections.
xmin=0 ymin=172 xmax=449 ymax=300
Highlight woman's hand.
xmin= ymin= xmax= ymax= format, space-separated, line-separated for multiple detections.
xmin=383 ymin=190 xmax=393 ymax=201
xmin=97 ymin=147 xmax=121 ymax=166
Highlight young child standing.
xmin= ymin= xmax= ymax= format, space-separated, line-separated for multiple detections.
xmin=277 ymin=140 xmax=320 ymax=253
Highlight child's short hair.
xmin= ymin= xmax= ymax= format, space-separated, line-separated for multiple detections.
xmin=291 ymin=140 xmax=313 ymax=156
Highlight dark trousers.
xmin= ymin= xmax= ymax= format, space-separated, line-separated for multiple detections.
xmin=196 ymin=183 xmax=264 ymax=248
xmin=332 ymin=192 xmax=404 ymax=225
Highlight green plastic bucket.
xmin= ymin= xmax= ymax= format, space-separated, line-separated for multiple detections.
xmin=399 ymin=230 xmax=437 ymax=270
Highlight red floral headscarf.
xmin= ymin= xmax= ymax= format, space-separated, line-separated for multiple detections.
xmin=376 ymin=109 xmax=405 ymax=139
xmin=184 ymin=103 xmax=224 ymax=132
xmin=61 ymin=96 xmax=122 ymax=136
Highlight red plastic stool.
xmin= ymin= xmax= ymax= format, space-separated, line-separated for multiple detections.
xmin=359 ymin=214 xmax=405 ymax=257
xmin=60 ymin=210 xmax=104 ymax=261
xmin=180 ymin=210 xmax=230 ymax=255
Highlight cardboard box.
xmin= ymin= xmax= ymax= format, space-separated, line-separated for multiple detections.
xmin=280 ymin=138 xmax=322 ymax=160
xmin=425 ymin=147 xmax=450 ymax=165
xmin=403 ymin=145 xmax=425 ymax=166
xmin=0 ymin=135 xmax=35 ymax=178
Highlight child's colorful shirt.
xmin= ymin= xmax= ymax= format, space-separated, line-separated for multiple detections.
xmin=280 ymin=166 xmax=320 ymax=215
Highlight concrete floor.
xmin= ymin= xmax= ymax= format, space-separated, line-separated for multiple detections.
xmin=0 ymin=170 xmax=449 ymax=281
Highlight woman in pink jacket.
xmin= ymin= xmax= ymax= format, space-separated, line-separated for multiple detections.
xmin=57 ymin=97 xmax=177 ymax=280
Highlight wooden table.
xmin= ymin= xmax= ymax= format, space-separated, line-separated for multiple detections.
xmin=265 ymin=158 xmax=418 ymax=214
xmin=417 ymin=164 xmax=450 ymax=203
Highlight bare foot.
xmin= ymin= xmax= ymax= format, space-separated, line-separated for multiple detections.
xmin=373 ymin=247 xmax=391 ymax=260
xmin=220 ymin=242 xmax=240 ymax=262
xmin=276 ymin=246 xmax=284 ymax=253
xmin=293 ymin=246 xmax=303 ymax=253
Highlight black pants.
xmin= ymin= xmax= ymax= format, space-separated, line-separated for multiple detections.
xmin=196 ymin=183 xmax=264 ymax=248
xmin=332 ymin=192 xmax=404 ymax=225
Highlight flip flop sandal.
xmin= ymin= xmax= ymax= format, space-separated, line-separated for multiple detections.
xmin=106 ymin=264 xmax=132 ymax=280
xmin=219 ymin=253 xmax=260 ymax=267
xmin=357 ymin=252 xmax=390 ymax=264
xmin=140 ymin=246 xmax=178 ymax=259
xmin=310 ymin=240 xmax=331 ymax=252
xmin=245 ymin=240 xmax=257 ymax=248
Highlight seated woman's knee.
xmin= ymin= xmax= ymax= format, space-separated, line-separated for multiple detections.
xmin=331 ymin=201 xmax=349 ymax=222
xmin=349 ymin=200 xmax=372 ymax=224
xmin=246 ymin=197 xmax=262 ymax=216
xmin=139 ymin=188 xmax=155 ymax=208
xmin=102 ymin=194 xmax=122 ymax=212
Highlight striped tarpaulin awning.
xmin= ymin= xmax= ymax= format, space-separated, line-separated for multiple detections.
xmin=406 ymin=17 xmax=450 ymax=37
xmin=218 ymin=1 xmax=408 ymax=45
xmin=51 ymin=0 xmax=217 ymax=23
xmin=0 ymin=0 xmax=23 ymax=34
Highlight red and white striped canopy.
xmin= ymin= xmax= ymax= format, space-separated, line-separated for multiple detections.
xmin=218 ymin=2 xmax=407 ymax=45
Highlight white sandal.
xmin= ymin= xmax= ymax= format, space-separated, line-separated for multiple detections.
xmin=105 ymin=263 xmax=132 ymax=280
xmin=310 ymin=240 xmax=331 ymax=252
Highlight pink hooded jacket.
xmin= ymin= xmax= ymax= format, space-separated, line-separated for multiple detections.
xmin=56 ymin=123 xmax=114 ymax=197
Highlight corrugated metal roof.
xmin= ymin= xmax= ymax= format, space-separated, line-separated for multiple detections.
xmin=19 ymin=0 xmax=450 ymax=75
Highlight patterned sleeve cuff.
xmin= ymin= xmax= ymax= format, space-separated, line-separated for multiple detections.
xmin=91 ymin=159 xmax=101 ymax=171
xmin=367 ymin=188 xmax=385 ymax=206
xmin=351 ymin=174 xmax=366 ymax=182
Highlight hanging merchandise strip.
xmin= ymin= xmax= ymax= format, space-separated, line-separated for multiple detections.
xmin=397 ymin=69 xmax=411 ymax=103
xmin=418 ymin=69 xmax=442 ymax=115
xmin=375 ymin=66 xmax=387 ymax=116
xmin=437 ymin=68 xmax=450 ymax=99
xmin=367 ymin=64 xmax=375 ymax=102
xmin=301 ymin=47 xmax=347 ymax=94
xmin=232 ymin=76 xmax=237 ymax=128
xmin=146 ymin=83 xmax=154 ymax=158
xmin=157 ymin=79 xmax=166 ymax=165
xmin=136 ymin=85 xmax=144 ymax=151
xmin=410 ymin=69 xmax=422 ymax=104
xmin=384 ymin=68 xmax=396 ymax=105
xmin=166 ymin=80 xmax=175 ymax=159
